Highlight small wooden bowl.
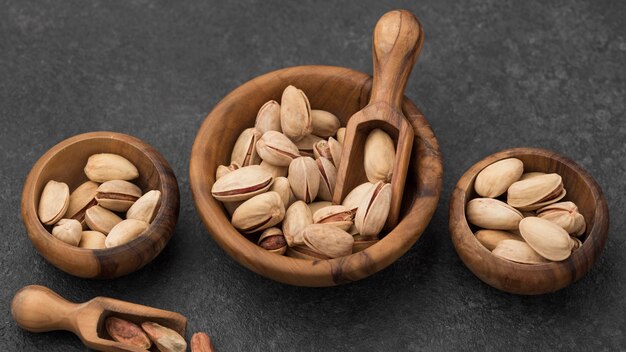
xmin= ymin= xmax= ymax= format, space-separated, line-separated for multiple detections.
xmin=449 ymin=148 xmax=609 ymax=295
xmin=21 ymin=131 xmax=180 ymax=279
xmin=189 ymin=65 xmax=442 ymax=286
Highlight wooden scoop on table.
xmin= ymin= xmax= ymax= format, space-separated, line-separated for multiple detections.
xmin=11 ymin=285 xmax=187 ymax=352
xmin=333 ymin=10 xmax=424 ymax=230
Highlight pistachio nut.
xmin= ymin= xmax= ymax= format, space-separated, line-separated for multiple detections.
xmin=256 ymin=131 xmax=300 ymax=166
xmin=38 ymin=180 xmax=70 ymax=225
xmin=536 ymin=201 xmax=586 ymax=237
xmin=475 ymin=229 xmax=523 ymax=251
xmin=364 ymin=129 xmax=395 ymax=183
xmin=215 ymin=162 xmax=241 ymax=180
xmin=492 ymin=239 xmax=549 ymax=264
xmin=315 ymin=157 xmax=337 ymax=202
xmin=106 ymin=317 xmax=152 ymax=350
xmin=313 ymin=138 xmax=342 ymax=169
xmin=84 ymin=153 xmax=139 ymax=183
xmin=518 ymin=217 xmax=573 ymax=261
xmin=231 ymin=128 xmax=262 ymax=167
xmin=301 ymin=224 xmax=354 ymax=259
xmin=507 ymin=173 xmax=566 ymax=211
xmin=282 ymin=200 xmax=313 ymax=246
xmin=258 ymin=227 xmax=287 ymax=255
xmin=342 ymin=182 xmax=375 ymax=214
xmin=519 ymin=172 xmax=546 ymax=181
xmin=95 ymin=180 xmax=142 ymax=212
xmin=336 ymin=127 xmax=346 ymax=145
xmin=307 ymin=201 xmax=332 ymax=215
xmin=211 ymin=165 xmax=273 ymax=202
xmin=126 ymin=190 xmax=161 ymax=224
xmin=255 ymin=100 xmax=282 ymax=134
xmin=474 ymin=158 xmax=524 ymax=198
xmin=105 ymin=219 xmax=149 ymax=248
xmin=286 ymin=246 xmax=329 ymax=260
xmin=78 ymin=230 xmax=106 ymax=249
xmin=313 ymin=205 xmax=353 ymax=231
xmin=280 ymin=85 xmax=312 ymax=141
xmin=294 ymin=134 xmax=323 ymax=157
xmin=65 ymin=181 xmax=98 ymax=228
xmin=466 ymin=198 xmax=523 ymax=230
xmin=260 ymin=160 xmax=288 ymax=178
xmin=141 ymin=322 xmax=187 ymax=352
xmin=354 ymin=181 xmax=391 ymax=237
xmin=311 ymin=109 xmax=341 ymax=138
xmin=231 ymin=192 xmax=285 ymax=233
xmin=85 ymin=205 xmax=123 ymax=234
xmin=51 ymin=219 xmax=82 ymax=246
xmin=269 ymin=177 xmax=295 ymax=209
xmin=288 ymin=156 xmax=320 ymax=203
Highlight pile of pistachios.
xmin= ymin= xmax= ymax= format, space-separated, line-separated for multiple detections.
xmin=211 ymin=85 xmax=396 ymax=259
xmin=37 ymin=153 xmax=161 ymax=249
xmin=466 ymin=158 xmax=586 ymax=264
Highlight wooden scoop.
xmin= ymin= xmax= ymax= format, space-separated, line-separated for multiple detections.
xmin=11 ymin=285 xmax=187 ymax=352
xmin=333 ymin=10 xmax=424 ymax=229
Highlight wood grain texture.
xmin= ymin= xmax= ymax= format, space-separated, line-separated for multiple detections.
xmin=21 ymin=132 xmax=180 ymax=279
xmin=11 ymin=285 xmax=187 ymax=352
xmin=189 ymin=65 xmax=442 ymax=287
xmin=334 ymin=10 xmax=424 ymax=230
xmin=449 ymin=148 xmax=609 ymax=295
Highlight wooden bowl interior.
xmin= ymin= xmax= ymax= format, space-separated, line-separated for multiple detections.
xmin=190 ymin=66 xmax=442 ymax=286
xmin=450 ymin=148 xmax=609 ymax=294
xmin=23 ymin=132 xmax=179 ymax=279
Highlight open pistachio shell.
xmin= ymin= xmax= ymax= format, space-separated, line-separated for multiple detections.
xmin=354 ymin=181 xmax=391 ymax=237
xmin=211 ymin=165 xmax=273 ymax=202
xmin=313 ymin=205 xmax=353 ymax=231
xmin=38 ymin=180 xmax=70 ymax=226
xmin=536 ymin=201 xmax=586 ymax=237
xmin=315 ymin=157 xmax=337 ymax=202
xmin=492 ymin=239 xmax=549 ymax=264
xmin=466 ymin=198 xmax=523 ymax=231
xmin=507 ymin=173 xmax=565 ymax=211
xmin=126 ymin=190 xmax=161 ymax=224
xmin=255 ymin=100 xmax=282 ymax=134
xmin=230 ymin=128 xmax=262 ymax=167
xmin=66 ymin=181 xmax=99 ymax=227
xmin=282 ymin=201 xmax=313 ymax=247
xmin=475 ymin=229 xmax=523 ymax=251
xmin=231 ymin=192 xmax=285 ymax=234
xmin=95 ymin=180 xmax=142 ymax=212
xmin=288 ymin=157 xmax=320 ymax=203
xmin=256 ymin=131 xmax=300 ymax=167
xmin=301 ymin=224 xmax=354 ymax=259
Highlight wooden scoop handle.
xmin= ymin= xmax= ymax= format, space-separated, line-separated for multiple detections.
xmin=370 ymin=10 xmax=423 ymax=109
xmin=11 ymin=285 xmax=80 ymax=333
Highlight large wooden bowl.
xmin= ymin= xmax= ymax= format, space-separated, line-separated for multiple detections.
xmin=189 ymin=65 xmax=442 ymax=286
xmin=21 ymin=132 xmax=180 ymax=279
xmin=449 ymin=148 xmax=609 ymax=294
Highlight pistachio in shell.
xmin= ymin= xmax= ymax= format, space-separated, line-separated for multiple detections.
xmin=336 ymin=127 xmax=346 ymax=145
xmin=311 ymin=109 xmax=341 ymax=138
xmin=466 ymin=198 xmax=523 ymax=231
xmin=294 ymin=134 xmax=323 ymax=157
xmin=258 ymin=227 xmax=287 ymax=255
xmin=78 ymin=231 xmax=106 ymax=249
xmin=288 ymin=156 xmax=320 ymax=203
xmin=38 ymin=180 xmax=70 ymax=225
xmin=301 ymin=224 xmax=354 ymax=259
xmin=307 ymin=201 xmax=332 ymax=215
xmin=84 ymin=153 xmax=138 ymax=183
xmin=255 ymin=100 xmax=282 ymax=134
xmin=255 ymin=130 xmax=300 ymax=167
xmin=211 ymin=165 xmax=273 ymax=202
xmin=65 ymin=181 xmax=99 ymax=227
xmin=105 ymin=219 xmax=149 ymax=248
xmin=475 ymin=229 xmax=523 ymax=251
xmin=341 ymin=182 xmax=375 ymax=214
xmin=51 ymin=218 xmax=82 ymax=246
xmin=313 ymin=205 xmax=353 ymax=231
xmin=536 ymin=201 xmax=586 ymax=237
xmin=518 ymin=217 xmax=573 ymax=261
xmin=269 ymin=176 xmax=295 ymax=209
xmin=231 ymin=192 xmax=285 ymax=234
xmin=507 ymin=173 xmax=566 ymax=211
xmin=260 ymin=160 xmax=288 ymax=178
xmin=492 ymin=239 xmax=549 ymax=264
xmin=315 ymin=157 xmax=337 ymax=202
xmin=141 ymin=322 xmax=187 ymax=352
xmin=354 ymin=181 xmax=391 ymax=237
xmin=282 ymin=200 xmax=313 ymax=246
xmin=216 ymin=162 xmax=241 ymax=180
xmin=363 ymin=129 xmax=395 ymax=183
xmin=95 ymin=180 xmax=142 ymax=212
xmin=85 ymin=205 xmax=123 ymax=234
xmin=126 ymin=190 xmax=161 ymax=224
xmin=231 ymin=128 xmax=262 ymax=167
xmin=280 ymin=85 xmax=312 ymax=141
xmin=474 ymin=158 xmax=524 ymax=198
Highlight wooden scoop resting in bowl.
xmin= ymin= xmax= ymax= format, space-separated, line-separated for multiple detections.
xmin=11 ymin=285 xmax=187 ymax=352
xmin=333 ymin=10 xmax=424 ymax=229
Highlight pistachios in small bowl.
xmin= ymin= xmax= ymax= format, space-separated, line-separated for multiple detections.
xmin=22 ymin=132 xmax=179 ymax=279
xmin=449 ymin=148 xmax=609 ymax=295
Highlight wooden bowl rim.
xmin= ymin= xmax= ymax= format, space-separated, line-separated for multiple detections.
xmin=449 ymin=147 xmax=610 ymax=293
xmin=21 ymin=131 xmax=179 ymax=271
xmin=189 ymin=65 xmax=442 ymax=286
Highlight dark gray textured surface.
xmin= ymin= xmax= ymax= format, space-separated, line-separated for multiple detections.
xmin=1 ymin=0 xmax=625 ymax=350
